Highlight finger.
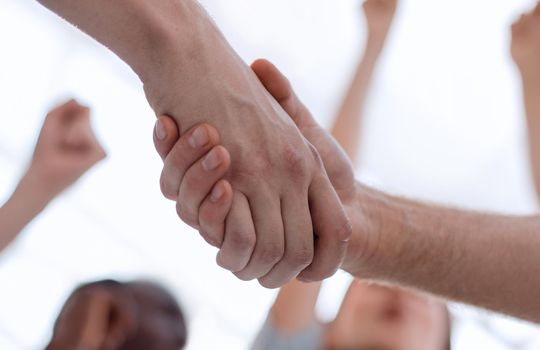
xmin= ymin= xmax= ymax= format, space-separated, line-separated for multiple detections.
xmin=234 ymin=189 xmax=285 ymax=281
xmin=176 ymin=145 xmax=231 ymax=230
xmin=199 ymin=180 xmax=233 ymax=247
xmin=251 ymin=59 xmax=314 ymax=128
xmin=258 ymin=192 xmax=314 ymax=288
xmin=160 ymin=124 xmax=220 ymax=201
xmin=251 ymin=59 xmax=295 ymax=109
xmin=154 ymin=115 xmax=180 ymax=161
xmin=298 ymin=173 xmax=352 ymax=282
xmin=216 ymin=191 xmax=256 ymax=272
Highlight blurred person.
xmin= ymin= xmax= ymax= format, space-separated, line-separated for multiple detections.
xmin=512 ymin=3 xmax=540 ymax=200
xmin=0 ymin=99 xmax=106 ymax=253
xmin=45 ymin=279 xmax=187 ymax=350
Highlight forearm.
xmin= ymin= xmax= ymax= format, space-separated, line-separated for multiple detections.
xmin=331 ymin=37 xmax=387 ymax=164
xmin=0 ymin=172 xmax=52 ymax=252
xmin=37 ymin=0 xmax=267 ymax=139
xmin=521 ymin=72 xmax=540 ymax=200
xmin=344 ymin=183 xmax=540 ymax=323
xmin=270 ymin=280 xmax=322 ymax=334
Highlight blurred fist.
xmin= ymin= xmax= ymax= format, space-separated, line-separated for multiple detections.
xmin=363 ymin=0 xmax=398 ymax=38
xmin=29 ymin=99 xmax=106 ymax=198
xmin=511 ymin=4 xmax=540 ymax=72
xmin=47 ymin=284 xmax=137 ymax=350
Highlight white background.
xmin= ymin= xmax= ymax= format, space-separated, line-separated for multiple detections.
xmin=1 ymin=0 xmax=540 ymax=349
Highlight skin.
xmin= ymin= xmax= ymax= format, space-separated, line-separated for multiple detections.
xmin=0 ymin=100 xmax=106 ymax=253
xmin=46 ymin=281 xmax=186 ymax=350
xmin=36 ymin=0 xmax=352 ymax=288
xmin=331 ymin=0 xmax=397 ymax=164
xmin=154 ymin=55 xmax=540 ymax=324
xmin=512 ymin=3 xmax=540 ymax=200
xmin=263 ymin=2 xmax=447 ymax=349
xmin=157 ymin=3 xmax=447 ymax=346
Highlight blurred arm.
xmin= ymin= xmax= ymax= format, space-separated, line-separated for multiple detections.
xmin=331 ymin=0 xmax=396 ymax=164
xmin=522 ymin=73 xmax=540 ymax=200
xmin=268 ymin=280 xmax=322 ymax=335
xmin=331 ymin=34 xmax=389 ymax=164
xmin=0 ymin=172 xmax=52 ymax=252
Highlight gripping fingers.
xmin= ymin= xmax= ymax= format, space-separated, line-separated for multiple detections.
xmin=217 ymin=191 xmax=256 ymax=273
xmin=234 ymin=190 xmax=285 ymax=282
xmin=298 ymin=174 xmax=352 ymax=282
xmin=199 ymin=180 xmax=233 ymax=247
xmin=258 ymin=192 xmax=314 ymax=289
xmin=176 ymin=145 xmax=231 ymax=233
xmin=160 ymin=124 xmax=220 ymax=201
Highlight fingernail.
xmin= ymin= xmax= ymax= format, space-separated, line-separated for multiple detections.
xmin=210 ymin=183 xmax=225 ymax=202
xmin=155 ymin=119 xmax=167 ymax=140
xmin=189 ymin=126 xmax=209 ymax=148
xmin=202 ymin=149 xmax=221 ymax=171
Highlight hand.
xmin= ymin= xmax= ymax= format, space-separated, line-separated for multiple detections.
xmin=363 ymin=0 xmax=398 ymax=39
xmin=154 ymin=73 xmax=352 ymax=288
xmin=47 ymin=285 xmax=137 ymax=350
xmin=27 ymin=99 xmax=106 ymax=200
xmin=511 ymin=4 xmax=540 ymax=72
xmin=154 ymin=60 xmax=374 ymax=286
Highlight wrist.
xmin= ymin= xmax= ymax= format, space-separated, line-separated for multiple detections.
xmin=14 ymin=168 xmax=57 ymax=209
xmin=342 ymin=184 xmax=406 ymax=280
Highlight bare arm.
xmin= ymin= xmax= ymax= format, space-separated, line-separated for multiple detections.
xmin=264 ymin=0 xmax=399 ymax=334
xmin=153 ymin=59 xmax=540 ymax=323
xmin=1 ymin=100 xmax=105 ymax=253
xmin=0 ymin=173 xmax=52 ymax=252
xmin=240 ymin=61 xmax=540 ymax=324
xmin=269 ymin=280 xmax=322 ymax=334
xmin=37 ymin=0 xmax=351 ymax=287
xmin=331 ymin=0 xmax=397 ymax=163
xmin=512 ymin=4 xmax=540 ymax=201
xmin=523 ymin=75 xmax=540 ymax=199
xmin=343 ymin=184 xmax=540 ymax=323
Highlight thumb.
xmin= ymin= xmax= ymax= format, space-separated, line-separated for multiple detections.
xmin=251 ymin=59 xmax=317 ymax=129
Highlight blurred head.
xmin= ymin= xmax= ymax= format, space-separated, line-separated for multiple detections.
xmin=50 ymin=279 xmax=187 ymax=350
xmin=324 ymin=280 xmax=450 ymax=350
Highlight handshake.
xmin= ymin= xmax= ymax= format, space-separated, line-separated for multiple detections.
xmin=153 ymin=60 xmax=368 ymax=288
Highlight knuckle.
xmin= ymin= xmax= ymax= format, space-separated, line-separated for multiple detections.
xmin=287 ymin=246 xmax=314 ymax=268
xmin=176 ymin=201 xmax=197 ymax=228
xmin=282 ymin=143 xmax=309 ymax=179
xmin=230 ymin=230 xmax=256 ymax=251
xmin=258 ymin=241 xmax=284 ymax=266
xmin=258 ymin=278 xmax=281 ymax=290
xmin=335 ymin=219 xmax=353 ymax=242
xmin=160 ymin=174 xmax=176 ymax=200
xmin=233 ymin=271 xmax=256 ymax=282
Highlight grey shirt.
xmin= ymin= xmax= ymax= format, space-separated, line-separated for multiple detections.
xmin=251 ymin=317 xmax=325 ymax=350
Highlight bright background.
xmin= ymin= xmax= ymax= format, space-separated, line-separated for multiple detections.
xmin=1 ymin=0 xmax=540 ymax=349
